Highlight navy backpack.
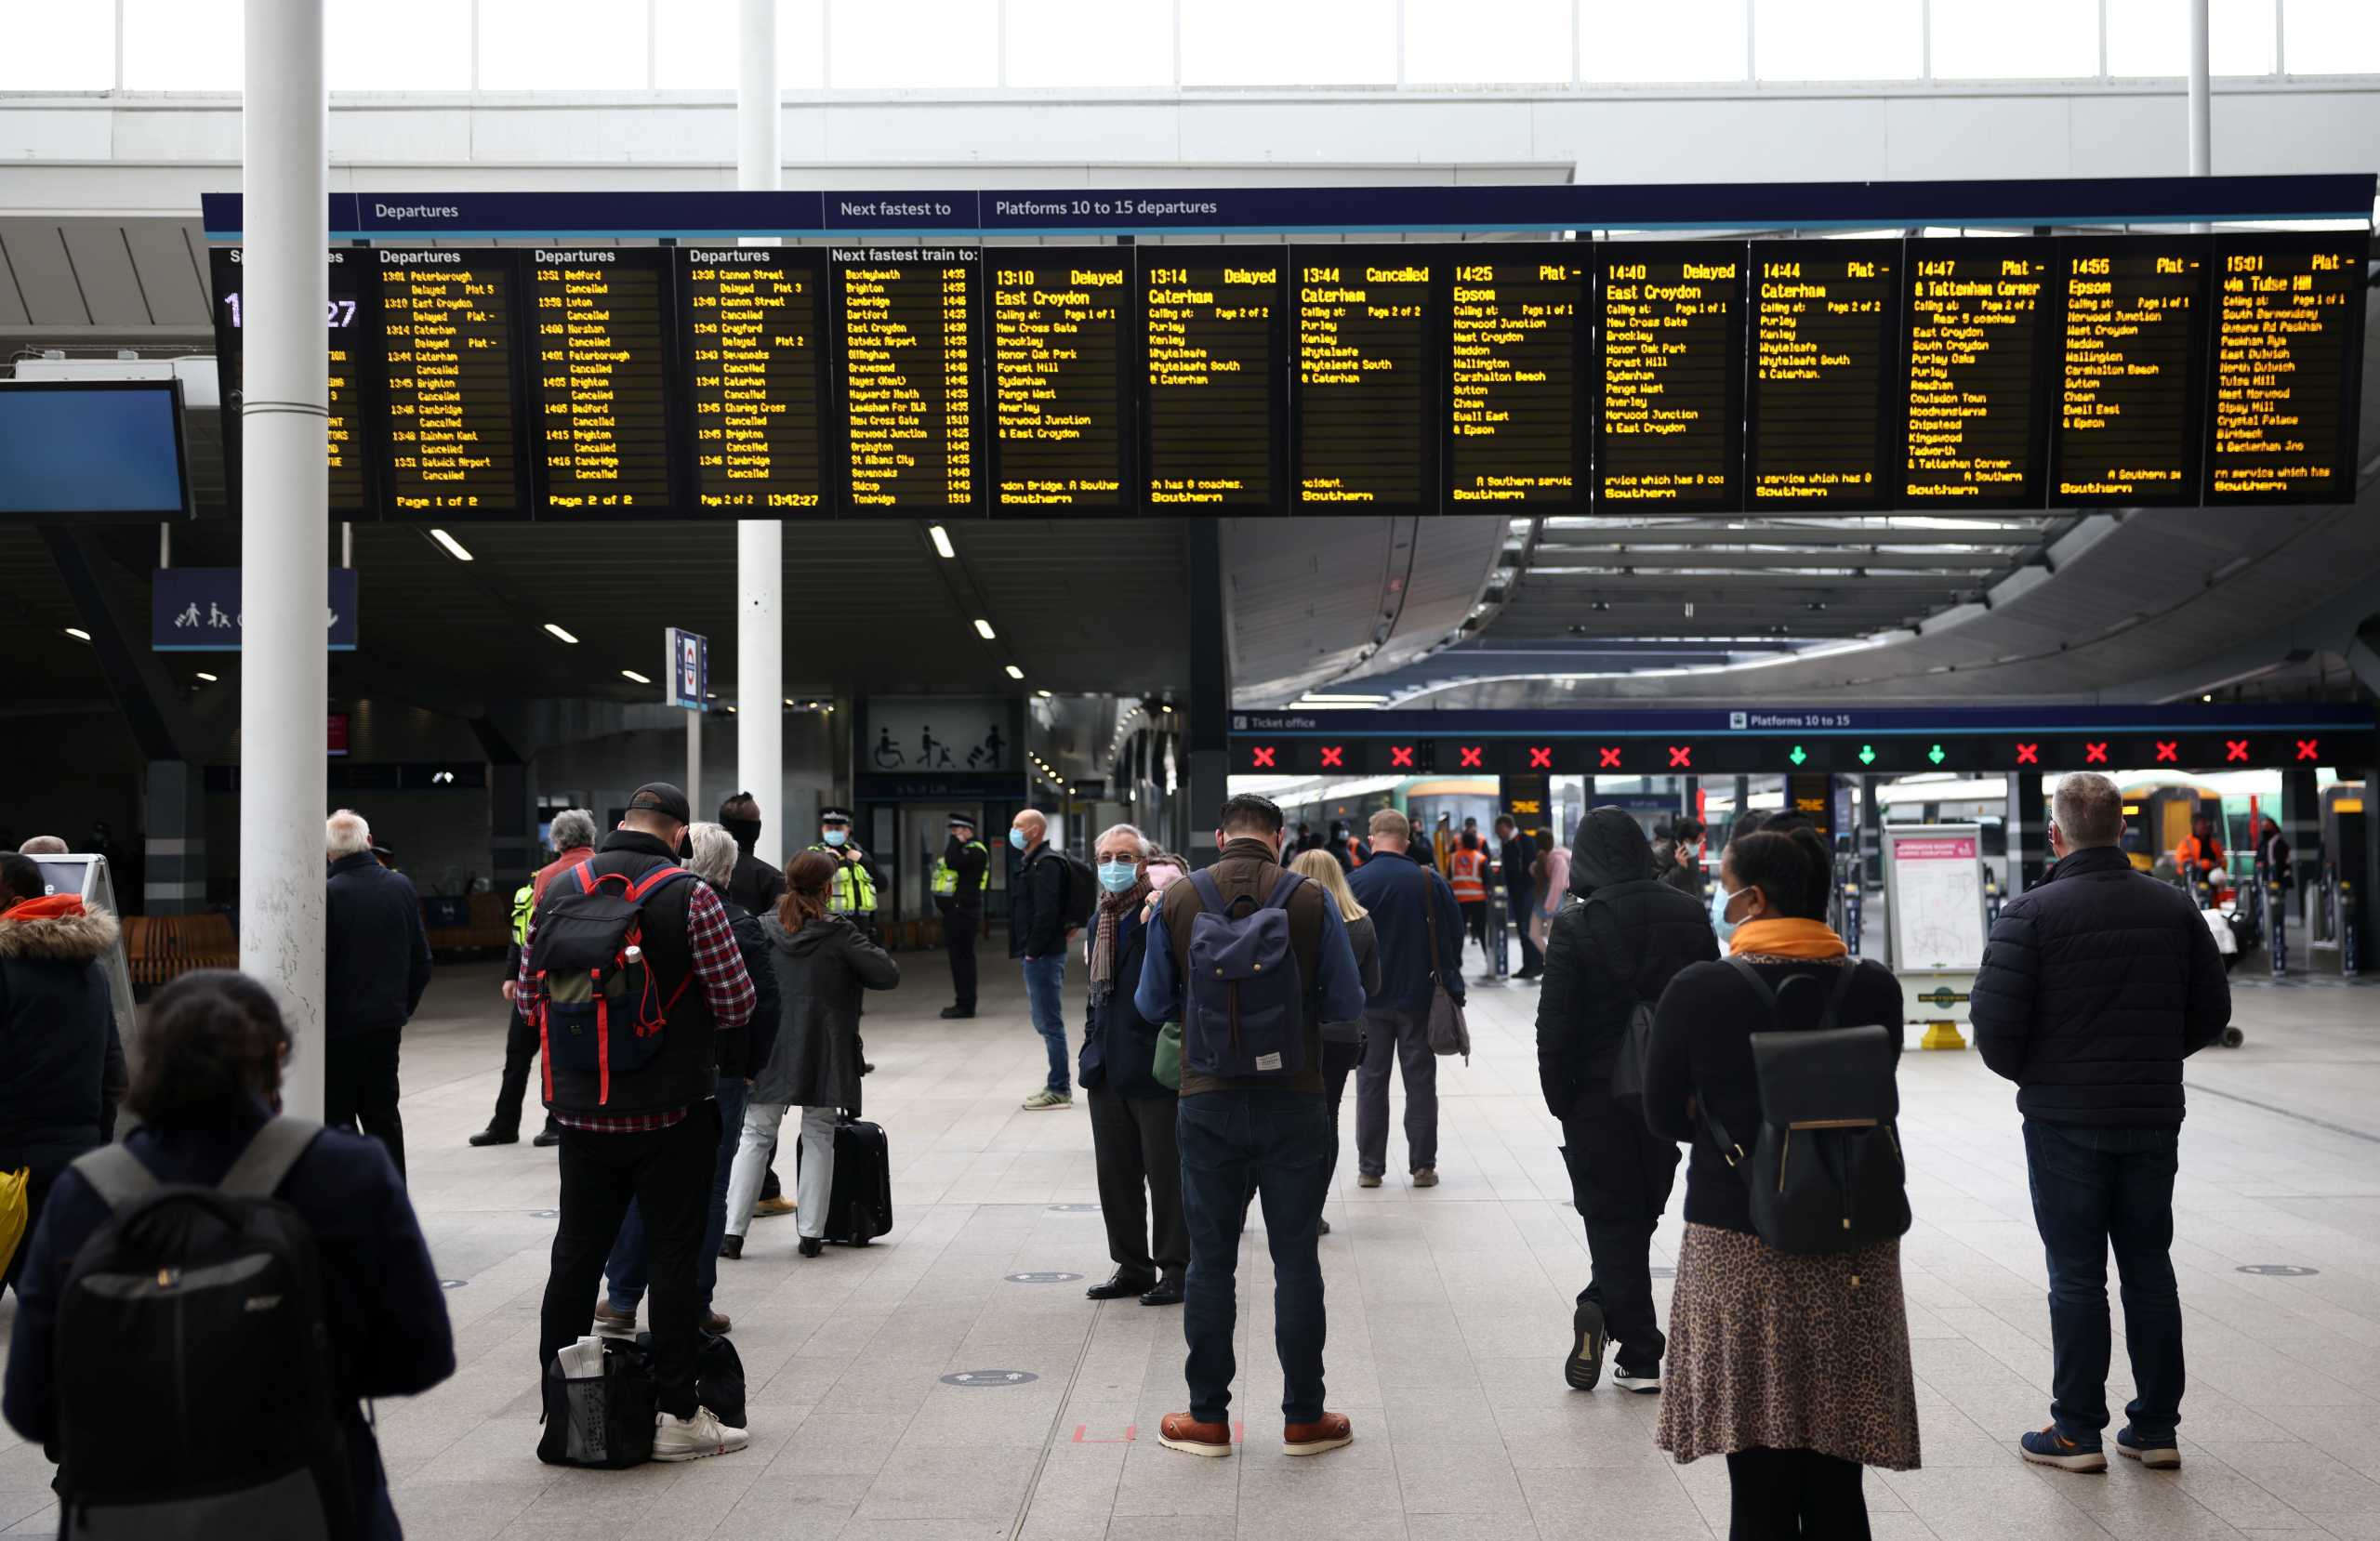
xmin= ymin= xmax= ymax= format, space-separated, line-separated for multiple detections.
xmin=1181 ymin=869 xmax=1311 ymax=1080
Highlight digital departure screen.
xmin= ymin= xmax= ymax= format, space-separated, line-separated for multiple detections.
xmin=2050 ymin=236 xmax=2211 ymax=505
xmin=377 ymin=249 xmax=523 ymax=517
xmin=1899 ymin=239 xmax=2052 ymax=507
xmin=1594 ymin=243 xmax=1745 ymax=508
xmin=989 ymin=249 xmax=1132 ymax=512
xmin=1747 ymin=242 xmax=1902 ymax=507
xmin=526 ymin=249 xmax=674 ymax=514
xmin=678 ymin=247 xmax=827 ymax=514
xmin=1142 ymin=252 xmax=1282 ymax=508
xmin=2205 ymin=231 xmax=2367 ymax=505
xmin=1444 ymin=249 xmax=1586 ymax=509
xmin=1291 ymin=247 xmax=1437 ymax=510
xmin=832 ymin=247 xmax=981 ymax=513
xmin=207 ymin=247 xmax=374 ymax=515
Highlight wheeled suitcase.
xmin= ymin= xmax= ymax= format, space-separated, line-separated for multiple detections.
xmin=801 ymin=1117 xmax=892 ymax=1245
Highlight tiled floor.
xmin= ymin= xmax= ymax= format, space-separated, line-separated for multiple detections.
xmin=7 ymin=947 xmax=2380 ymax=1539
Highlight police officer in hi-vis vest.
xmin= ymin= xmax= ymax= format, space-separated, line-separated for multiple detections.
xmin=932 ymin=812 xmax=991 ymax=1019
xmin=808 ymin=807 xmax=885 ymax=941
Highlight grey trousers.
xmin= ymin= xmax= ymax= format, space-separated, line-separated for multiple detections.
xmin=1355 ymin=1004 xmax=1437 ymax=1177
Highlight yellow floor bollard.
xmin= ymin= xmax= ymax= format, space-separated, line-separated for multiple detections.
xmin=1920 ymin=1020 xmax=1968 ymax=1051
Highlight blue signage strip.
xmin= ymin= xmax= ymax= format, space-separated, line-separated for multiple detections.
xmin=153 ymin=567 xmax=359 ymax=652
xmin=198 ymin=174 xmax=2375 ymax=242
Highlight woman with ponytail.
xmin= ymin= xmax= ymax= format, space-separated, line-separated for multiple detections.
xmin=4 ymin=970 xmax=455 ymax=1540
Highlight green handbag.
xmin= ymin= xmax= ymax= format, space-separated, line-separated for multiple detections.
xmin=1153 ymin=1021 xmax=1183 ymax=1091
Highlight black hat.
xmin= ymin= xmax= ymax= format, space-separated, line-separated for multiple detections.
xmin=947 ymin=811 xmax=977 ymax=830
xmin=628 ymin=783 xmax=693 ymax=823
xmin=819 ymin=806 xmax=853 ymax=825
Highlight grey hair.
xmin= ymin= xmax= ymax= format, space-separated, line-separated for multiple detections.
xmin=685 ymin=822 xmax=737 ymax=889
xmin=548 ymin=808 xmax=599 ymax=852
xmin=16 ymin=836 xmax=67 ymax=856
xmin=2052 ymin=771 xmax=2124 ymax=848
xmin=325 ymin=809 xmax=373 ymax=859
xmin=1095 ymin=822 xmax=1152 ymax=858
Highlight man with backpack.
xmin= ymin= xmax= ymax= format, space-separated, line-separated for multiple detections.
xmin=1972 ymin=771 xmax=2231 ymax=1474
xmin=1011 ymin=808 xmax=1091 ymax=1112
xmin=521 ymin=783 xmax=757 ymax=1462
xmin=1533 ymin=808 xmax=1716 ymax=1393
xmin=1135 ymin=794 xmax=1367 ymax=1461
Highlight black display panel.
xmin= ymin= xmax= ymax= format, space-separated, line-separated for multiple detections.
xmin=1444 ymin=248 xmax=1587 ymax=510
xmin=988 ymin=248 xmax=1132 ymax=512
xmin=1593 ymin=242 xmax=1746 ymax=509
xmin=526 ymin=248 xmax=675 ymax=515
xmin=207 ymin=247 xmax=375 ymax=516
xmin=1746 ymin=241 xmax=1902 ymax=508
xmin=2049 ymin=235 xmax=2212 ymax=506
xmin=678 ymin=246 xmax=828 ymax=515
xmin=1899 ymin=238 xmax=2053 ymax=507
xmin=0 ymin=380 xmax=192 ymax=520
xmin=2204 ymin=230 xmax=2368 ymax=505
xmin=1141 ymin=250 xmax=1284 ymax=509
xmin=1290 ymin=246 xmax=1439 ymax=511
xmin=376 ymin=248 xmax=525 ymax=517
xmin=831 ymin=246 xmax=983 ymax=513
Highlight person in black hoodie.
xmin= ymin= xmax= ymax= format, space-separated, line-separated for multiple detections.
xmin=324 ymin=809 xmax=431 ymax=1183
xmin=1972 ymin=770 xmax=2229 ymax=1474
xmin=1533 ymin=808 xmax=1716 ymax=1393
xmin=718 ymin=791 xmax=787 ymax=916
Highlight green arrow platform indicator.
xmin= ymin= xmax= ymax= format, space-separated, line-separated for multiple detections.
xmin=1788 ymin=745 xmax=1807 ymax=766
xmin=1927 ymin=744 xmax=1947 ymax=766
xmin=1858 ymin=744 xmax=1877 ymax=766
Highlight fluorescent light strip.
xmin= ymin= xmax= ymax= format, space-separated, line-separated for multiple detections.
xmin=64 ymin=627 xmax=90 ymax=641
xmin=194 ymin=671 xmax=218 ymax=682
xmin=973 ymin=618 xmax=997 ymax=640
xmin=621 ymin=668 xmax=651 ymax=684
xmin=929 ymin=525 xmax=957 ymax=560
xmin=1005 ymin=665 xmax=1025 ymax=680
xmin=543 ymin=624 xmax=579 ymax=644
xmin=429 ymin=528 xmax=473 ymax=562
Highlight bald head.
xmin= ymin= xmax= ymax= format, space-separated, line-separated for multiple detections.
xmin=1011 ymin=809 xmax=1047 ymax=849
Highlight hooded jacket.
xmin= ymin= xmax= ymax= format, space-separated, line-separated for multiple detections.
xmin=721 ymin=816 xmax=786 ymax=917
xmin=1532 ymin=808 xmax=1717 ymax=1114
xmin=752 ymin=911 xmax=899 ymax=1110
xmin=0 ymin=897 xmax=126 ymax=1172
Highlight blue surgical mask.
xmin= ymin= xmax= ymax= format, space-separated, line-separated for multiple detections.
xmin=823 ymin=828 xmax=847 ymax=848
xmin=1098 ymin=860 xmax=1138 ymax=893
xmin=1009 ymin=827 xmax=1028 ymax=850
xmin=1712 ymin=883 xmax=1749 ymax=943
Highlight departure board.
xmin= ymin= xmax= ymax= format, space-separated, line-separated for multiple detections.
xmin=1899 ymin=239 xmax=2052 ymax=507
xmin=2050 ymin=236 xmax=2210 ymax=505
xmin=1747 ymin=242 xmax=1902 ymax=507
xmin=679 ymin=247 xmax=827 ymax=513
xmin=832 ymin=247 xmax=981 ymax=512
xmin=1142 ymin=252 xmax=1283 ymax=508
xmin=526 ymin=249 xmax=674 ymax=514
xmin=206 ymin=247 xmax=375 ymax=515
xmin=1444 ymin=249 xmax=1586 ymax=508
xmin=377 ymin=249 xmax=523 ymax=516
xmin=1594 ymin=243 xmax=1745 ymax=508
xmin=1292 ymin=247 xmax=1438 ymax=509
xmin=989 ymin=249 xmax=1132 ymax=512
xmin=2205 ymin=231 xmax=2367 ymax=505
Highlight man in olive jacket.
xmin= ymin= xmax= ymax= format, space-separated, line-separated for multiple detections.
xmin=1972 ymin=770 xmax=2229 ymax=1472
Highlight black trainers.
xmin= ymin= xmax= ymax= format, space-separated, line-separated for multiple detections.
xmin=939 ymin=1005 xmax=975 ymax=1019
xmin=1565 ymin=1301 xmax=1606 ymax=1391
xmin=1613 ymin=1365 xmax=1661 ymax=1394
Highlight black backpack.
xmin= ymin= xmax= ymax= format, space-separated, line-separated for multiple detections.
xmin=1051 ymin=850 xmax=1099 ymax=930
xmin=1699 ymin=958 xmax=1911 ymax=1256
xmin=525 ymin=860 xmax=696 ymax=1106
xmin=59 ymin=1119 xmax=354 ymax=1539
xmin=1581 ymin=894 xmax=1659 ymax=1113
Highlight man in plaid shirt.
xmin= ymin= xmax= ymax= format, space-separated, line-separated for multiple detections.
xmin=524 ymin=783 xmax=757 ymax=1461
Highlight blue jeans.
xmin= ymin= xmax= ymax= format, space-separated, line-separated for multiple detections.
xmin=2023 ymin=1119 xmax=2185 ymax=1442
xmin=1022 ymin=952 xmax=1069 ymax=1095
xmin=607 ymin=1078 xmax=749 ymax=1315
xmin=1177 ymin=1090 xmax=1331 ymax=1425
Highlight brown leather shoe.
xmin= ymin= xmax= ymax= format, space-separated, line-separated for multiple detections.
xmin=1283 ymin=1412 xmax=1354 ymax=1456
xmin=1157 ymin=1413 xmax=1233 ymax=1457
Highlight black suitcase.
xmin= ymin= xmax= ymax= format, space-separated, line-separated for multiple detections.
xmin=803 ymin=1117 xmax=892 ymax=1245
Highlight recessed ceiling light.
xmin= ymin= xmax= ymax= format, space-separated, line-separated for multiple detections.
xmin=929 ymin=525 xmax=957 ymax=560
xmin=2201 ymin=693 xmax=2212 ymax=703
xmin=194 ymin=670 xmax=219 ymax=682
xmin=725 ymin=705 xmax=737 ymax=714
xmin=1036 ymin=690 xmax=1051 ymax=698
xmin=63 ymin=627 xmax=90 ymax=641
xmin=542 ymin=623 xmax=579 ymax=644
xmin=785 ymin=698 xmax=795 ymax=707
xmin=1005 ymin=664 xmax=1024 ymax=679
xmin=973 ymin=618 xmax=997 ymax=640
xmin=621 ymin=668 xmax=651 ymax=684
xmin=429 ymin=528 xmax=474 ymax=562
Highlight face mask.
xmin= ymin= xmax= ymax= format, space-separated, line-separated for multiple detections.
xmin=1009 ymin=827 xmax=1029 ymax=850
xmin=1712 ymin=883 xmax=1752 ymax=942
xmin=1147 ymin=864 xmax=1184 ymax=892
xmin=1098 ymin=860 xmax=1138 ymax=893
xmin=823 ymin=828 xmax=847 ymax=848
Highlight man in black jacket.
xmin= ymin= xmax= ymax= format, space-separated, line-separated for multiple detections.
xmin=717 ymin=792 xmax=785 ymax=917
xmin=1533 ymin=809 xmax=1716 ymax=1394
xmin=1346 ymin=808 xmax=1466 ymax=1188
xmin=1496 ymin=815 xmax=1543 ymax=979
xmin=1009 ymin=809 xmax=1074 ymax=1110
xmin=1972 ymin=770 xmax=2230 ymax=1474
xmin=932 ymin=812 xmax=990 ymax=1019
xmin=324 ymin=809 xmax=431 ymax=1183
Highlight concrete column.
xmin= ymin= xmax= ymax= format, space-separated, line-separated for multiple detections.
xmin=240 ymin=0 xmax=329 ymax=1118
xmin=489 ymin=762 xmax=536 ymax=889
xmin=734 ymin=0 xmax=784 ymax=871
xmin=143 ymin=760 xmax=207 ymax=916
xmin=1186 ymin=522 xmax=1229 ymax=864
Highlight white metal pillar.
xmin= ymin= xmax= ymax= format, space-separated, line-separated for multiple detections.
xmin=240 ymin=0 xmax=330 ymax=1116
xmin=2188 ymin=0 xmax=2213 ymax=177
xmin=734 ymin=0 xmax=785 ymax=869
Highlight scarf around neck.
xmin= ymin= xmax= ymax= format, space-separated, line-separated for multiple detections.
xmin=1728 ymin=916 xmax=1848 ymax=960
xmin=1089 ymin=879 xmax=1150 ymax=1004
xmin=1 ymin=892 xmax=85 ymax=922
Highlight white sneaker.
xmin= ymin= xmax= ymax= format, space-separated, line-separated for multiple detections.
xmin=1022 ymin=1087 xmax=1073 ymax=1111
xmin=653 ymin=1406 xmax=749 ymax=1462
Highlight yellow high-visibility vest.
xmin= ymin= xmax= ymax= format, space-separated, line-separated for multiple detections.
xmin=932 ymin=840 xmax=989 ymax=897
xmin=810 ymin=844 xmax=879 ymax=914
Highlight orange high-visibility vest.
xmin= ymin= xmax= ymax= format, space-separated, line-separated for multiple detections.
xmin=1449 ymin=849 xmax=1488 ymax=903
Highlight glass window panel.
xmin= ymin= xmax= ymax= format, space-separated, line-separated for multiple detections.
xmin=1405 ymin=0 xmax=1571 ymax=86
xmin=122 ymin=0 xmax=243 ymax=90
xmin=1006 ymin=0 xmax=1174 ymax=86
xmin=652 ymin=0 xmax=826 ymax=89
xmin=2109 ymin=0 xmax=2279 ymax=74
xmin=479 ymin=0 xmax=650 ymax=89
xmin=1580 ymin=0 xmax=1749 ymax=83
xmin=1930 ymin=0 xmax=2097 ymax=77
xmin=2283 ymin=0 xmax=2380 ymax=72
xmin=2 ymin=5 xmax=115 ymax=89
xmin=329 ymin=0 xmax=474 ymax=90
xmin=830 ymin=0 xmax=998 ymax=87
xmin=1753 ymin=0 xmax=1921 ymax=81
xmin=1182 ymin=0 xmax=1397 ymax=86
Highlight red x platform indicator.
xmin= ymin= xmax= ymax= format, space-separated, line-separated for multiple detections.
xmin=2295 ymin=738 xmax=2320 ymax=762
xmin=1668 ymin=745 xmax=1693 ymax=769
xmin=2225 ymin=739 xmax=2250 ymax=763
xmin=1389 ymin=744 xmax=1416 ymax=769
xmin=2015 ymin=742 xmax=2040 ymax=765
xmin=2154 ymin=741 xmax=2179 ymax=763
xmin=2084 ymin=742 xmax=2109 ymax=764
xmin=1527 ymin=745 xmax=1554 ymax=770
xmin=1597 ymin=746 xmax=1622 ymax=769
xmin=1457 ymin=745 xmax=1485 ymax=770
xmin=1249 ymin=744 xmax=1276 ymax=770
xmin=1318 ymin=744 xmax=1344 ymax=769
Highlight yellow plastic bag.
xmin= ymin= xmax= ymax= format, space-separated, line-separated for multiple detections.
xmin=0 ymin=1166 xmax=29 ymax=1283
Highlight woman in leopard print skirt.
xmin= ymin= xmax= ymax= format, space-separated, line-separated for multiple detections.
xmin=1642 ymin=822 xmax=1919 ymax=1541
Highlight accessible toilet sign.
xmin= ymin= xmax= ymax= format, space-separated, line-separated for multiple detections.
xmin=152 ymin=567 xmax=357 ymax=651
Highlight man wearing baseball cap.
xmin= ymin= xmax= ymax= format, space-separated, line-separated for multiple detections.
xmin=932 ymin=812 xmax=990 ymax=1019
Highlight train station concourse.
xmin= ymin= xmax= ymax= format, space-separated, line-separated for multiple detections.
xmin=6 ymin=3 xmax=2380 ymax=1539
